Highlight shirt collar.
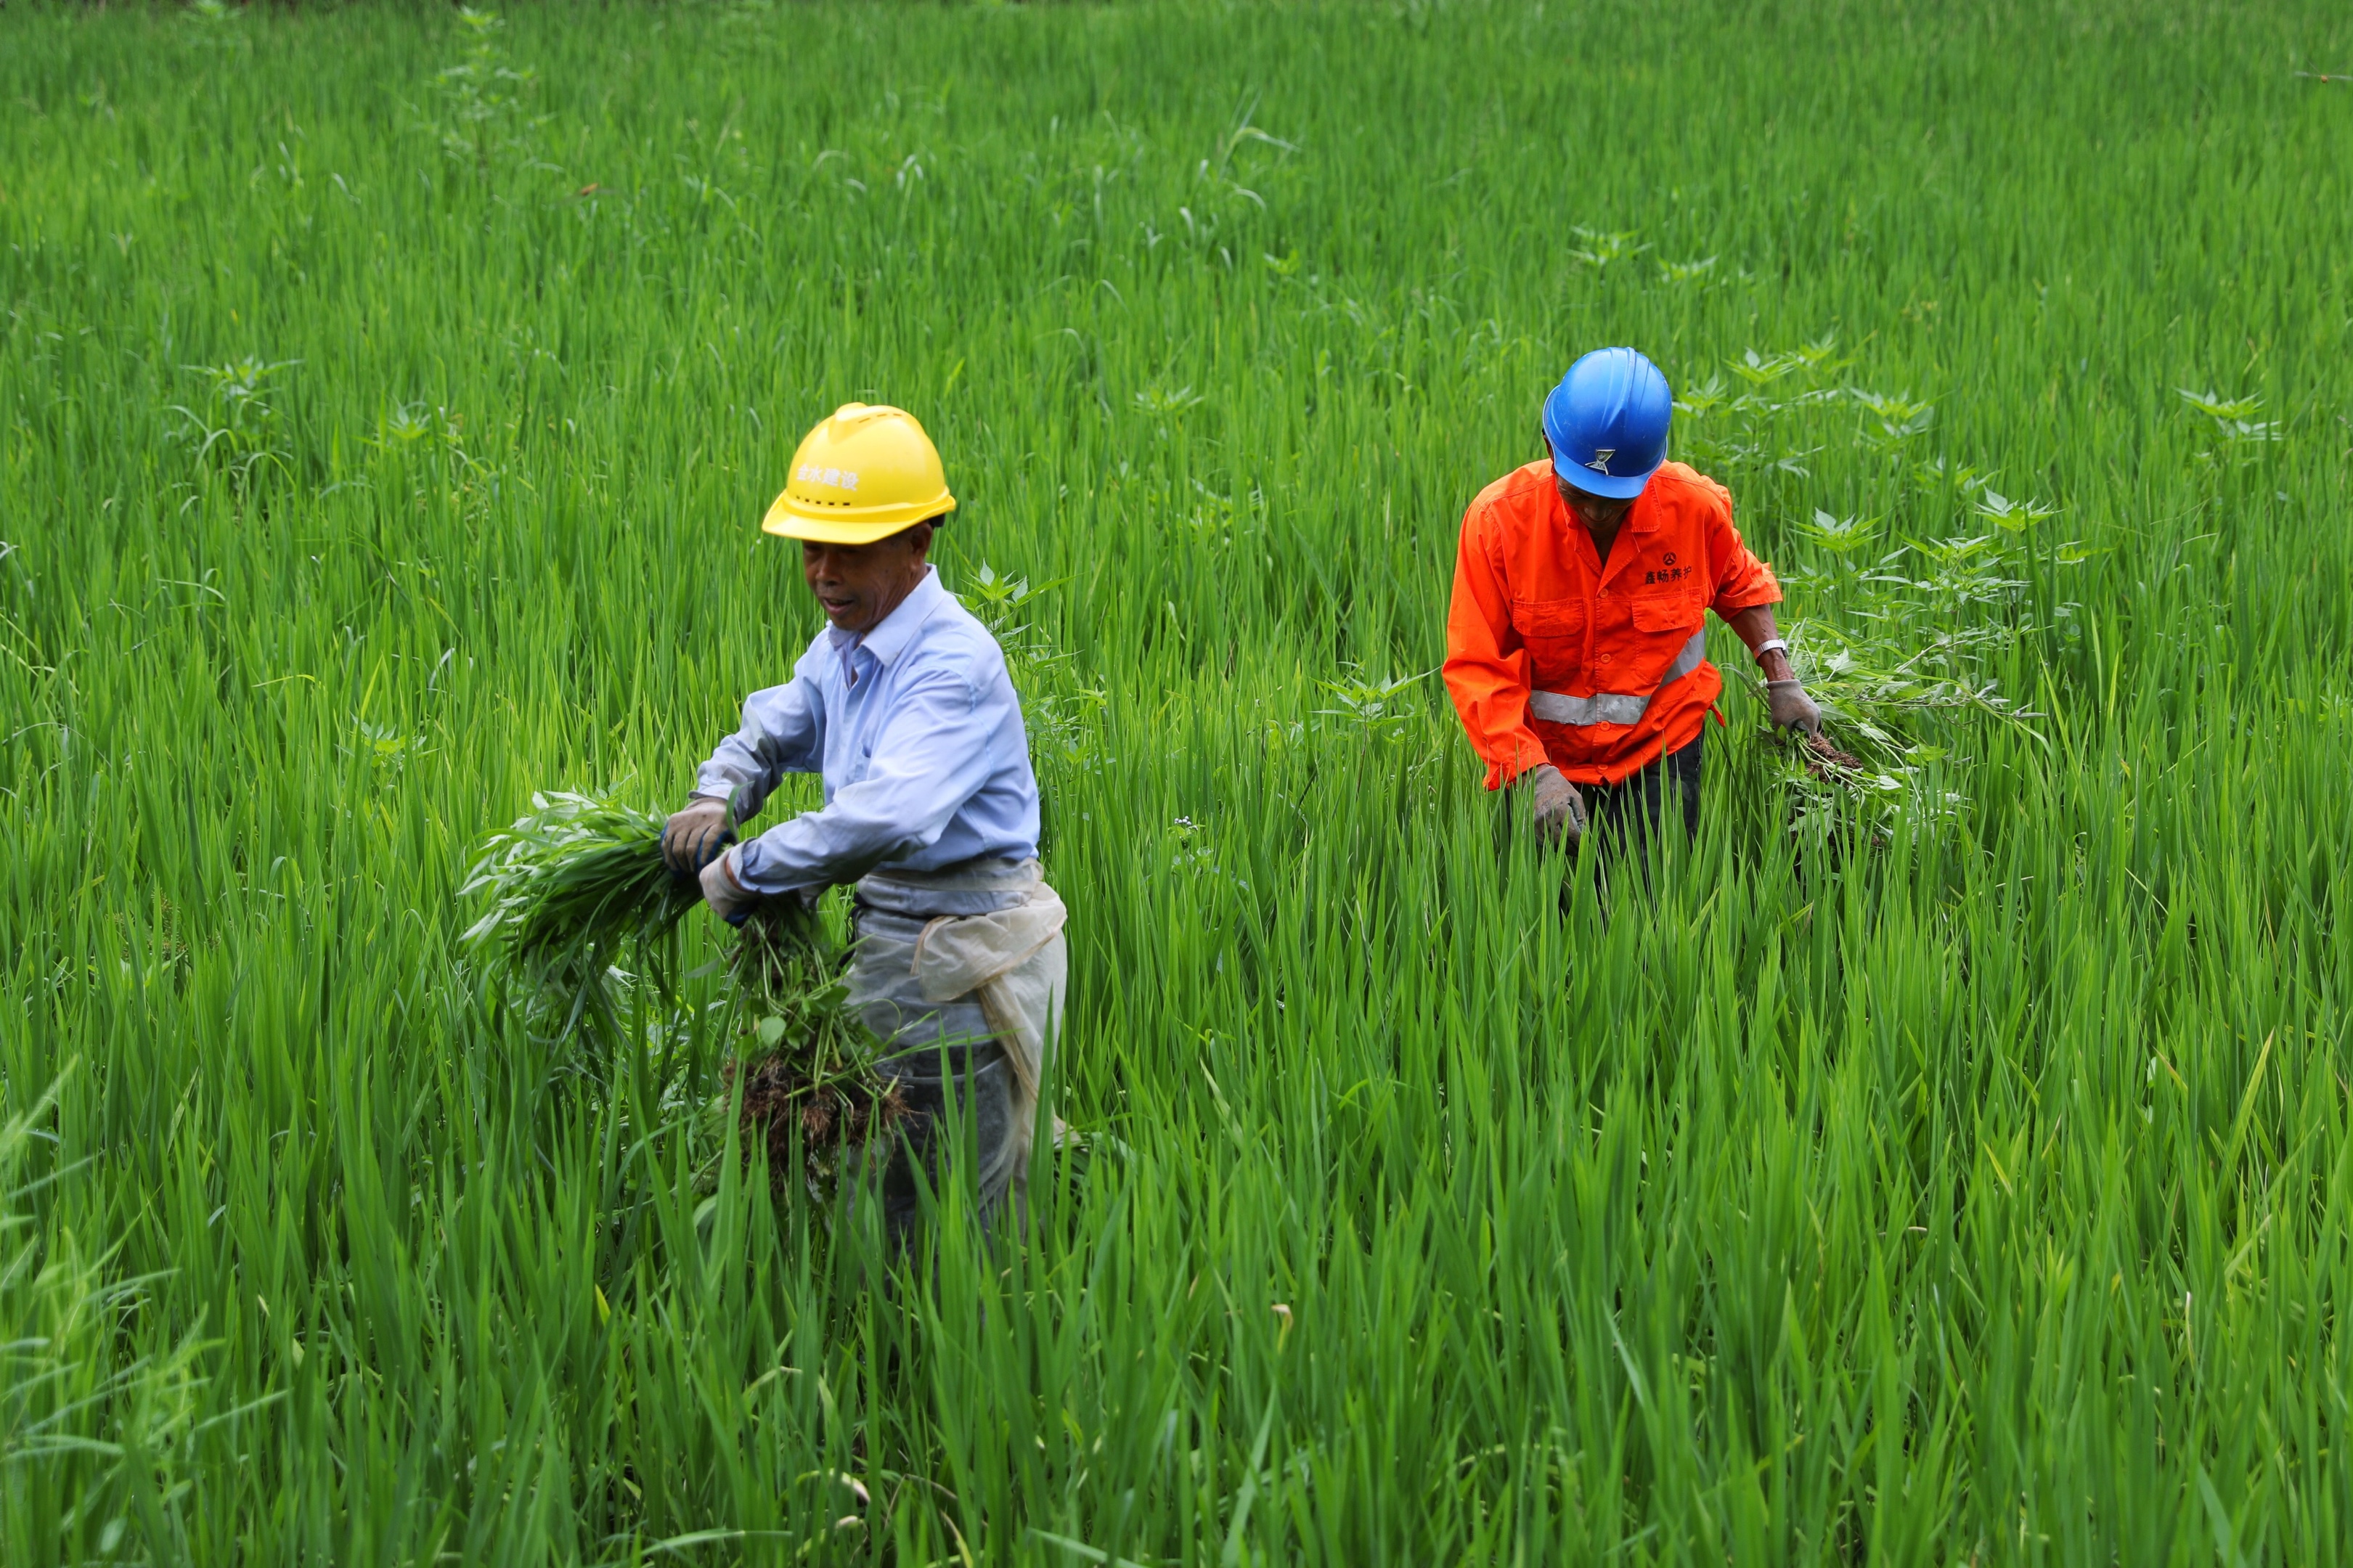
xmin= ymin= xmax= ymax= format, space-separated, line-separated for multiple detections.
xmin=825 ymin=624 xmax=863 ymax=686
xmin=851 ymin=565 xmax=945 ymax=671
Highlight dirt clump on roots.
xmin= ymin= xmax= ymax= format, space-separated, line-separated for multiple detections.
xmin=727 ymin=1048 xmax=912 ymax=1200
xmin=1798 ymin=732 xmax=1869 ymax=780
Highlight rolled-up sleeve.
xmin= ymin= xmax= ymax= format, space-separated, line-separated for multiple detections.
xmin=1443 ymin=505 xmax=1546 ymax=791
xmin=734 ymin=666 xmax=1006 ymax=894
xmin=693 ymin=676 xmax=823 ymax=820
xmin=1700 ymin=481 xmax=1782 ymax=618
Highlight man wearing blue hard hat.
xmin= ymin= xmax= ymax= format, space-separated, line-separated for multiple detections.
xmin=1443 ymin=346 xmax=1822 ymax=849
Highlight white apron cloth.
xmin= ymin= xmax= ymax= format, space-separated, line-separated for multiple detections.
xmin=847 ymin=857 xmax=1067 ymax=1222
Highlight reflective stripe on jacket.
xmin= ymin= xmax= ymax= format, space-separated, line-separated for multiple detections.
xmin=1443 ymin=460 xmax=1782 ymax=789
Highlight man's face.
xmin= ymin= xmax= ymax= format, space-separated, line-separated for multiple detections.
xmin=1554 ymin=471 xmax=1638 ymax=534
xmin=802 ymin=523 xmax=933 ymax=634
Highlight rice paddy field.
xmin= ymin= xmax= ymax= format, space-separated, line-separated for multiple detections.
xmin=4 ymin=0 xmax=2351 ymax=1560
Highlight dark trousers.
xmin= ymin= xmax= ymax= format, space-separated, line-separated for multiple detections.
xmin=1509 ymin=731 xmax=1703 ymax=920
xmin=846 ymin=898 xmax=1023 ymax=1249
xmin=1583 ymin=731 xmax=1704 ymax=853
xmin=865 ymin=1041 xmax=1016 ymax=1245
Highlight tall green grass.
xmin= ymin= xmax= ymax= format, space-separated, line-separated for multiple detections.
xmin=4 ymin=0 xmax=2349 ymax=1559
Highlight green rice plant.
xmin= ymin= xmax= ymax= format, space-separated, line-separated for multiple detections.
xmin=0 ymin=1066 xmax=220 ymax=1561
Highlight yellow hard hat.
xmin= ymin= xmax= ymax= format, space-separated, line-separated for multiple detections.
xmin=761 ymin=402 xmax=957 ymax=546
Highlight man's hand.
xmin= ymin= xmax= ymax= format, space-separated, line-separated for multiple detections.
xmin=698 ymin=846 xmax=761 ymax=926
xmin=661 ymin=797 xmax=733 ymax=877
xmin=1725 ymin=606 xmax=1821 ymax=736
xmin=1528 ymin=764 xmax=1587 ymax=848
xmin=1766 ymin=680 xmax=1823 ymax=736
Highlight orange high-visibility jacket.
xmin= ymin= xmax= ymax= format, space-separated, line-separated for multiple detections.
xmin=1445 ymin=460 xmax=1782 ymax=789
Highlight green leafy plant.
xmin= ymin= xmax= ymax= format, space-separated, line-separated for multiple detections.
xmin=432 ymin=8 xmax=548 ymax=173
xmin=458 ymin=789 xmax=700 ymax=1050
xmin=166 ymin=357 xmax=297 ymax=499
xmin=1314 ymin=666 xmax=1432 ymax=743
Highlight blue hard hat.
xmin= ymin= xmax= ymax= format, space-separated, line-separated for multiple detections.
xmin=1541 ymin=348 xmax=1673 ymax=500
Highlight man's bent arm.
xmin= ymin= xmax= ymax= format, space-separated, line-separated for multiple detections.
xmin=1699 ymin=494 xmax=1795 ymax=683
xmin=1721 ymin=604 xmax=1797 ymax=682
xmin=694 ymin=674 xmax=823 ymax=821
xmin=733 ymin=667 xmax=1006 ymax=894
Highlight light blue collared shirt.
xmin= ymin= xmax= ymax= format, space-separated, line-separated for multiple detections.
xmin=692 ymin=567 xmax=1041 ymax=894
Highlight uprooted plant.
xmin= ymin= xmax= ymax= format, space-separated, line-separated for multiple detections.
xmin=708 ymin=898 xmax=909 ymax=1201
xmin=459 ymin=788 xmax=905 ymax=1195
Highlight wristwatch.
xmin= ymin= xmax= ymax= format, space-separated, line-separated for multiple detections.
xmin=1753 ymin=637 xmax=1789 ymax=662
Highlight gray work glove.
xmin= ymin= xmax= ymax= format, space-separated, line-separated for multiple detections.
xmin=1766 ymin=679 xmax=1823 ymax=736
xmin=698 ymin=845 xmax=761 ymax=926
xmin=661 ymin=796 xmax=734 ymax=877
xmin=1528 ymin=764 xmax=1588 ymax=848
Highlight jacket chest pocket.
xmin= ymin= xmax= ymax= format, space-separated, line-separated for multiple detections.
xmin=1630 ymin=594 xmax=1702 ymax=636
xmin=1509 ymin=596 xmax=1586 ymax=644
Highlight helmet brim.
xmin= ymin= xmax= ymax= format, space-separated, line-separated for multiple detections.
xmin=761 ymin=491 xmax=955 ymax=545
xmin=1551 ymin=454 xmax=1654 ymax=502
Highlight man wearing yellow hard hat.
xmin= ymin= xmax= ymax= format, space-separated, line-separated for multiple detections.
xmin=661 ymin=403 xmax=1066 ymax=1238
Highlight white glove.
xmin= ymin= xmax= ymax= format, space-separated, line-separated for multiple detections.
xmin=698 ymin=845 xmax=761 ymax=926
xmin=1528 ymin=764 xmax=1587 ymax=848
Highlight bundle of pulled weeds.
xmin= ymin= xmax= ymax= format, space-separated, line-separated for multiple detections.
xmin=710 ymin=900 xmax=910 ymax=1199
xmin=460 ymin=789 xmax=907 ymax=1196
xmin=1766 ymin=725 xmax=1894 ymax=851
